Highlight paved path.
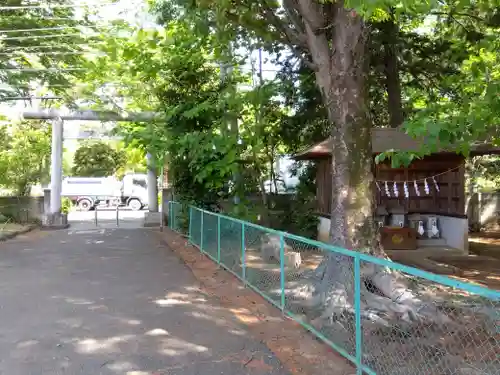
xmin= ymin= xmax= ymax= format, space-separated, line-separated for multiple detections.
xmin=68 ymin=209 xmax=147 ymax=230
xmin=0 ymin=228 xmax=289 ymax=375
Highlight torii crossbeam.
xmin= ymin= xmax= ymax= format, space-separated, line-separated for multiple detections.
xmin=22 ymin=108 xmax=163 ymax=217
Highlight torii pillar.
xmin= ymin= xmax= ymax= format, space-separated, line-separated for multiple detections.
xmin=143 ymin=152 xmax=162 ymax=227
xmin=43 ymin=116 xmax=68 ymax=228
xmin=50 ymin=117 xmax=63 ymax=214
xmin=146 ymin=152 xmax=158 ymax=212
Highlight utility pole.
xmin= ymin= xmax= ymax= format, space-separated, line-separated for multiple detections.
xmin=220 ymin=56 xmax=241 ymax=206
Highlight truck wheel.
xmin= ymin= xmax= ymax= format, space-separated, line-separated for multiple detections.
xmin=77 ymin=198 xmax=93 ymax=211
xmin=128 ymin=199 xmax=142 ymax=211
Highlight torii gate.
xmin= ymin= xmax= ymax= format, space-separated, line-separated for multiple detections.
xmin=23 ymin=109 xmax=163 ymax=222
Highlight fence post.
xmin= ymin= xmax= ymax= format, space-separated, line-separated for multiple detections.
xmin=217 ymin=215 xmax=221 ymax=266
xmin=188 ymin=206 xmax=193 ymax=243
xmin=280 ymin=233 xmax=285 ymax=314
xmin=172 ymin=203 xmax=176 ymax=231
xmin=168 ymin=202 xmax=172 ymax=229
xmin=115 ymin=205 xmax=119 ymax=227
xmin=241 ymin=222 xmax=246 ymax=284
xmin=354 ymin=255 xmax=362 ymax=375
xmin=160 ymin=205 xmax=164 ymax=232
xmin=200 ymin=210 xmax=204 ymax=252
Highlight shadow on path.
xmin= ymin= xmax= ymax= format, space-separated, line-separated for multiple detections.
xmin=0 ymin=229 xmax=289 ymax=375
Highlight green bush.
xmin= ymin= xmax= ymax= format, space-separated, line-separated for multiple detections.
xmin=269 ymin=164 xmax=319 ymax=239
xmin=61 ymin=197 xmax=73 ymax=214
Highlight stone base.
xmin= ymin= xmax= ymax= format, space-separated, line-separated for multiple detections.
xmin=143 ymin=212 xmax=163 ymax=227
xmin=41 ymin=212 xmax=70 ymax=230
xmin=417 ymin=238 xmax=447 ymax=247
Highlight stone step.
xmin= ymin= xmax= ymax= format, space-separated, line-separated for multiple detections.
xmin=143 ymin=212 xmax=163 ymax=227
xmin=417 ymin=238 xmax=447 ymax=247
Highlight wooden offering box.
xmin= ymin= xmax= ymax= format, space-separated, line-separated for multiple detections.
xmin=380 ymin=227 xmax=417 ymax=250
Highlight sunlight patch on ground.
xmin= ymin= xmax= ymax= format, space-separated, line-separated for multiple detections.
xmin=106 ymin=361 xmax=138 ymax=372
xmin=188 ymin=311 xmax=229 ymax=326
xmin=166 ymin=292 xmax=191 ymax=299
xmin=68 ymin=229 xmax=106 ymax=235
xmin=159 ymin=337 xmax=209 ymax=356
xmin=145 ymin=328 xmax=169 ymax=336
xmin=155 ymin=298 xmax=191 ymax=306
xmin=65 ymin=297 xmax=94 ymax=305
xmin=469 ymin=238 xmax=485 ymax=243
xmin=75 ymin=335 xmax=136 ymax=354
xmin=228 ymin=329 xmax=246 ymax=336
xmin=87 ymin=304 xmax=109 ymax=311
xmin=126 ymin=319 xmax=142 ymax=325
xmin=155 ymin=291 xmax=207 ymax=306
xmin=16 ymin=340 xmax=38 ymax=349
xmin=85 ymin=239 xmax=104 ymax=245
xmin=229 ymin=308 xmax=260 ymax=325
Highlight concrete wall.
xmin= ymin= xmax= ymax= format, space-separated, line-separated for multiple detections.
xmin=436 ymin=215 xmax=469 ymax=252
xmin=318 ymin=216 xmax=330 ymax=243
xmin=0 ymin=196 xmax=45 ymax=223
xmin=467 ymin=192 xmax=500 ymax=229
xmin=317 ymin=214 xmax=469 ymax=252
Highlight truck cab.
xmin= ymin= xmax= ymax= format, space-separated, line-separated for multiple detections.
xmin=61 ymin=174 xmax=149 ymax=211
xmin=121 ymin=173 xmax=148 ymax=211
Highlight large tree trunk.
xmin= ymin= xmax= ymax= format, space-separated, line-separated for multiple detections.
xmin=300 ymin=3 xmax=375 ymax=253
xmin=293 ymin=1 xmax=448 ymax=327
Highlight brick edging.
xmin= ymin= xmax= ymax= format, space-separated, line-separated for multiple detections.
xmin=156 ymin=229 xmax=355 ymax=375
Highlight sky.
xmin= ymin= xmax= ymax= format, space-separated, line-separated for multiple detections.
xmin=0 ymin=0 xmax=277 ymax=118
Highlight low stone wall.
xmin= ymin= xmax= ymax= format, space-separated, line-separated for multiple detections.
xmin=0 ymin=196 xmax=45 ymax=223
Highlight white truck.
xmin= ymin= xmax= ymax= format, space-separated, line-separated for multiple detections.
xmin=61 ymin=173 xmax=149 ymax=211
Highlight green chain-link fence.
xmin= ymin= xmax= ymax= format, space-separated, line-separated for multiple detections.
xmin=168 ymin=202 xmax=500 ymax=375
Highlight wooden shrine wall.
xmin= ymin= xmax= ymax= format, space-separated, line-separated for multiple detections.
xmin=375 ymin=154 xmax=466 ymax=216
xmin=315 ymin=154 xmax=466 ymax=217
xmin=316 ymin=158 xmax=332 ymax=216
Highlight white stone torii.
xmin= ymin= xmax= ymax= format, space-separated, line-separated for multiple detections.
xmin=23 ymin=109 xmax=162 ymax=216
xmin=50 ymin=117 xmax=63 ymax=215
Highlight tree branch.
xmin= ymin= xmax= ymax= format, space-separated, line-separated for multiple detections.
xmin=296 ymin=0 xmax=327 ymax=33
xmin=431 ymin=11 xmax=486 ymax=22
xmin=282 ymin=0 xmax=305 ymax=35
xmin=260 ymin=1 xmax=305 ymax=47
xmin=260 ymin=0 xmax=316 ymax=70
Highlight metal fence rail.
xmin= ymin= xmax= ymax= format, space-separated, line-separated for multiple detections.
xmin=167 ymin=202 xmax=500 ymax=375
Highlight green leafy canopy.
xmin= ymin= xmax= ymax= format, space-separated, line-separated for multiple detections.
xmin=72 ymin=141 xmax=127 ymax=177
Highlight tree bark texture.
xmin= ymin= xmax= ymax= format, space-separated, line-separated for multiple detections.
xmin=296 ymin=1 xmax=372 ymax=313
xmin=298 ymin=1 xmax=376 ymax=252
xmin=286 ymin=1 xmax=451 ymax=327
